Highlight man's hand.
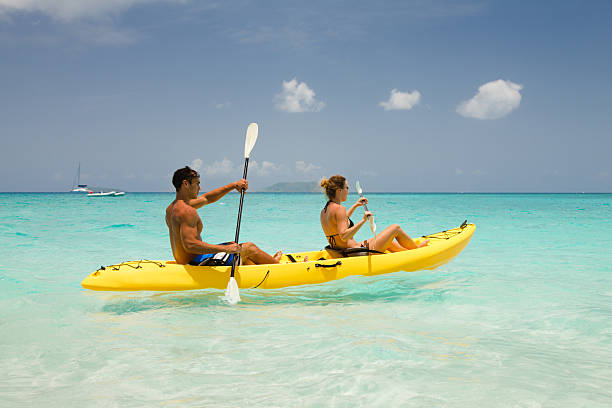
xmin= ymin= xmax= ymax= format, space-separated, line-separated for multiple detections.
xmin=225 ymin=242 xmax=242 ymax=254
xmin=233 ymin=179 xmax=248 ymax=192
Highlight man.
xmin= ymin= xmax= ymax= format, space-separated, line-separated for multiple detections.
xmin=166 ymin=166 xmax=281 ymax=266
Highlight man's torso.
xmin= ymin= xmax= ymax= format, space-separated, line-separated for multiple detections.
xmin=166 ymin=200 xmax=202 ymax=264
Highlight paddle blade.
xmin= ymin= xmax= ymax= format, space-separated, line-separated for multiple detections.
xmin=223 ymin=277 xmax=241 ymax=305
xmin=356 ymin=180 xmax=362 ymax=195
xmin=244 ymin=123 xmax=258 ymax=158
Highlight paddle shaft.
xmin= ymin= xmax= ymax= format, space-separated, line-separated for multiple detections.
xmin=230 ymin=157 xmax=249 ymax=277
xmin=358 ymin=192 xmax=371 ymax=215
xmin=358 ymin=190 xmax=376 ymax=240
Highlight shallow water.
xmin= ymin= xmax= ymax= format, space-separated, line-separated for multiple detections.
xmin=1 ymin=193 xmax=611 ymax=407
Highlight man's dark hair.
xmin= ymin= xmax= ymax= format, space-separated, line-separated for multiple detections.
xmin=172 ymin=166 xmax=200 ymax=190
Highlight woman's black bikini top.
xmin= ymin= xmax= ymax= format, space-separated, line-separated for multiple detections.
xmin=323 ymin=200 xmax=354 ymax=247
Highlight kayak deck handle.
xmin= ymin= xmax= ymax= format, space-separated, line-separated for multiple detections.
xmin=315 ymin=261 xmax=342 ymax=268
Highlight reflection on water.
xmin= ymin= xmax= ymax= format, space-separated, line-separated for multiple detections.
xmin=98 ymin=273 xmax=456 ymax=315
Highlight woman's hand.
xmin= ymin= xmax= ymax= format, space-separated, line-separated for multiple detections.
xmin=362 ymin=210 xmax=373 ymax=221
xmin=355 ymin=197 xmax=368 ymax=207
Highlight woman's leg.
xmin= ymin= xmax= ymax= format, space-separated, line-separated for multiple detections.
xmin=392 ymin=224 xmax=422 ymax=250
xmin=365 ymin=224 xmax=403 ymax=252
xmin=366 ymin=224 xmax=427 ymax=252
xmin=387 ymin=241 xmax=407 ymax=252
xmin=393 ymin=237 xmax=429 ymax=250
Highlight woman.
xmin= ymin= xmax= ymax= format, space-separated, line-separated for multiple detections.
xmin=320 ymin=175 xmax=428 ymax=253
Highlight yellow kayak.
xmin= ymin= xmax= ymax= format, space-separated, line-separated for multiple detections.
xmin=81 ymin=223 xmax=475 ymax=291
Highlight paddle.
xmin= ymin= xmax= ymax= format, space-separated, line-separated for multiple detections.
xmin=223 ymin=123 xmax=258 ymax=305
xmin=356 ymin=181 xmax=376 ymax=245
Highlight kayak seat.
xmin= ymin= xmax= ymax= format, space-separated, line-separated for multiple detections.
xmin=324 ymin=245 xmax=383 ymax=258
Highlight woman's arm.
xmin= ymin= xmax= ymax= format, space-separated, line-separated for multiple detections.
xmin=335 ymin=206 xmax=368 ymax=241
xmin=346 ymin=197 xmax=367 ymax=218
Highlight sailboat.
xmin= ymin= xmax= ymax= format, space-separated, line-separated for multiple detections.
xmin=71 ymin=163 xmax=91 ymax=193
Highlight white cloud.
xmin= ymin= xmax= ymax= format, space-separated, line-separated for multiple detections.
xmin=379 ymin=89 xmax=421 ymax=110
xmin=0 ymin=0 xmax=180 ymax=46
xmin=203 ymin=158 xmax=234 ymax=176
xmin=0 ymin=0 xmax=179 ymax=21
xmin=275 ymin=78 xmax=325 ymax=113
xmin=250 ymin=160 xmax=280 ymax=176
xmin=0 ymin=0 xmax=181 ymax=45
xmin=457 ymin=79 xmax=523 ymax=120
xmin=190 ymin=158 xmax=203 ymax=172
xmin=296 ymin=160 xmax=321 ymax=173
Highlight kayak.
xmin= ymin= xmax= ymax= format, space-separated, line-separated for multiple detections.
xmin=81 ymin=223 xmax=475 ymax=291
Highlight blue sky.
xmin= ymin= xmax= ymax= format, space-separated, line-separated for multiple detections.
xmin=1 ymin=0 xmax=611 ymax=192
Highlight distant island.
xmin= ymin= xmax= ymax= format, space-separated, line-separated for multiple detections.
xmin=258 ymin=181 xmax=320 ymax=193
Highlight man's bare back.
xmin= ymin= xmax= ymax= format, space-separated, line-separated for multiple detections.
xmin=166 ymin=199 xmax=207 ymax=264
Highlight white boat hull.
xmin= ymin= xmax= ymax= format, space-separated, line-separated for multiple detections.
xmin=88 ymin=192 xmax=116 ymax=197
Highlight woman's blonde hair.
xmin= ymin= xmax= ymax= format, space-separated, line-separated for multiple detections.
xmin=320 ymin=175 xmax=346 ymax=200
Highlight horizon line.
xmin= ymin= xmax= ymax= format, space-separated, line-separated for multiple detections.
xmin=2 ymin=191 xmax=611 ymax=195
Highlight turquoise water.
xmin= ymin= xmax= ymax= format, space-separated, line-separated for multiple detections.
xmin=1 ymin=192 xmax=611 ymax=407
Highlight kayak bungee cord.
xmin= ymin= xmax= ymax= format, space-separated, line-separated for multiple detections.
xmin=96 ymin=260 xmax=165 ymax=272
xmin=422 ymin=220 xmax=468 ymax=240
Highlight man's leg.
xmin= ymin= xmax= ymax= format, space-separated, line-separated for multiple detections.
xmin=240 ymin=242 xmax=281 ymax=265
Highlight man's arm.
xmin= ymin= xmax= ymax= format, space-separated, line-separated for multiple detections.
xmin=179 ymin=210 xmax=240 ymax=254
xmin=187 ymin=179 xmax=248 ymax=209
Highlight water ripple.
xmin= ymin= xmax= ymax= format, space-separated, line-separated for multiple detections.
xmin=110 ymin=223 xmax=135 ymax=229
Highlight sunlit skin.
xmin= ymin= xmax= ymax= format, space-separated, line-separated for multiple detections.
xmin=166 ymin=176 xmax=281 ymax=265
xmin=320 ymin=181 xmax=428 ymax=252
